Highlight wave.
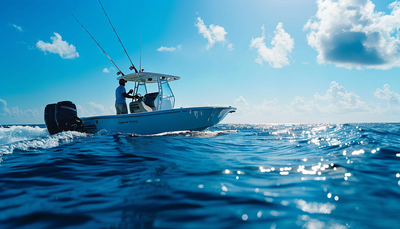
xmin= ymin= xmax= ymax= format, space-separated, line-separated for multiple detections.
xmin=0 ymin=126 xmax=87 ymax=155
xmin=147 ymin=129 xmax=239 ymax=138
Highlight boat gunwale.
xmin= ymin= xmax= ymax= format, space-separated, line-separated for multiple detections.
xmin=80 ymin=106 xmax=236 ymax=121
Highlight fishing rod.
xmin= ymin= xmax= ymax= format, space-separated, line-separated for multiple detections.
xmin=72 ymin=14 xmax=125 ymax=76
xmin=99 ymin=0 xmax=138 ymax=74
xmin=140 ymin=27 xmax=142 ymax=72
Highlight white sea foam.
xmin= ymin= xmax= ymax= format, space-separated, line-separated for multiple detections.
xmin=149 ymin=130 xmax=238 ymax=138
xmin=0 ymin=125 xmax=48 ymax=145
xmin=0 ymin=126 xmax=87 ymax=155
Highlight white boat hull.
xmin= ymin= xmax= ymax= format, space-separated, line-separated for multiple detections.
xmin=80 ymin=106 xmax=236 ymax=135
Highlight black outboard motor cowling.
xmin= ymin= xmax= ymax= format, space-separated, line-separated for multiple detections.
xmin=44 ymin=103 xmax=60 ymax=135
xmin=44 ymin=101 xmax=84 ymax=135
xmin=56 ymin=101 xmax=78 ymax=131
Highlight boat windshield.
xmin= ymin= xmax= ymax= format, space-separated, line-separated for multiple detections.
xmin=159 ymin=81 xmax=175 ymax=110
xmin=133 ymin=82 xmax=147 ymax=97
xmin=131 ymin=77 xmax=175 ymax=111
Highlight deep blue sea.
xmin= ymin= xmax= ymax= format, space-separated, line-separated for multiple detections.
xmin=0 ymin=123 xmax=400 ymax=228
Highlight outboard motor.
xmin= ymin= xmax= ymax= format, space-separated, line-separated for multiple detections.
xmin=44 ymin=103 xmax=60 ymax=135
xmin=44 ymin=101 xmax=84 ymax=135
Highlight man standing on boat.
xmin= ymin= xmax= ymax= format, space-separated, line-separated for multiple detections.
xmin=115 ymin=78 xmax=137 ymax=115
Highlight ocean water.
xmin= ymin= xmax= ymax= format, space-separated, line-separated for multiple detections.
xmin=0 ymin=123 xmax=399 ymax=228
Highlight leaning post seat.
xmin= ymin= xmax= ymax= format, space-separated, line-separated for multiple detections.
xmin=143 ymin=92 xmax=159 ymax=109
xmin=129 ymin=101 xmax=153 ymax=113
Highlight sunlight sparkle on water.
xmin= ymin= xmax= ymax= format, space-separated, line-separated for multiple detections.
xmin=352 ymin=149 xmax=365 ymax=155
xmin=259 ymin=166 xmax=273 ymax=172
xmin=296 ymin=199 xmax=335 ymax=214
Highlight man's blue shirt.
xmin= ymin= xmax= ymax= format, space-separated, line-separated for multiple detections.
xmin=115 ymin=85 xmax=126 ymax=104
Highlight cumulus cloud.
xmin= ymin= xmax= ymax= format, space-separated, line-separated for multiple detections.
xmin=195 ymin=17 xmax=233 ymax=50
xmin=157 ymin=44 xmax=182 ymax=52
xmin=235 ymin=96 xmax=249 ymax=106
xmin=0 ymin=99 xmax=11 ymax=116
xmin=304 ymin=0 xmax=400 ymax=69
xmin=0 ymin=99 xmax=39 ymax=118
xmin=9 ymin=23 xmax=22 ymax=32
xmin=314 ymin=81 xmax=371 ymax=113
xmin=77 ymin=102 xmax=114 ymax=117
xmin=374 ymin=84 xmax=400 ymax=110
xmin=36 ymin=33 xmax=79 ymax=59
xmin=233 ymin=81 xmax=373 ymax=120
xmin=250 ymin=23 xmax=294 ymax=68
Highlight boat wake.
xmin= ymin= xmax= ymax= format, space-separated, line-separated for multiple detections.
xmin=0 ymin=126 xmax=87 ymax=156
xmin=148 ymin=129 xmax=239 ymax=138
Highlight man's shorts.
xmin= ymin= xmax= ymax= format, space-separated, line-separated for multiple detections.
xmin=115 ymin=103 xmax=128 ymax=115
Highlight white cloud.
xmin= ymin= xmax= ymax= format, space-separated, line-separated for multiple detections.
xmin=250 ymin=23 xmax=294 ymax=68
xmin=157 ymin=44 xmax=182 ymax=52
xmin=235 ymin=96 xmax=249 ymax=106
xmin=233 ymin=81 xmax=372 ymax=120
xmin=374 ymin=84 xmax=400 ymax=110
xmin=77 ymin=102 xmax=114 ymax=117
xmin=9 ymin=23 xmax=22 ymax=32
xmin=0 ymin=99 xmax=40 ymax=118
xmin=195 ymin=17 xmax=233 ymax=50
xmin=36 ymin=33 xmax=79 ymax=59
xmin=314 ymin=81 xmax=371 ymax=113
xmin=304 ymin=0 xmax=400 ymax=69
xmin=0 ymin=99 xmax=11 ymax=116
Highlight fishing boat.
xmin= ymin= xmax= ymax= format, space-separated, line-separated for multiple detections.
xmin=44 ymin=71 xmax=236 ymax=135
xmin=79 ymin=72 xmax=236 ymax=135
xmin=43 ymin=1 xmax=236 ymax=135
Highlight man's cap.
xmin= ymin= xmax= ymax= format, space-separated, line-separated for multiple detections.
xmin=119 ymin=78 xmax=127 ymax=83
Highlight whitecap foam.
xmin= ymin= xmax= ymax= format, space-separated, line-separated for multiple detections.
xmin=0 ymin=125 xmax=48 ymax=145
xmin=148 ymin=130 xmax=239 ymax=138
xmin=0 ymin=126 xmax=88 ymax=155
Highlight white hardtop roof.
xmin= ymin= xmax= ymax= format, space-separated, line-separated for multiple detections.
xmin=117 ymin=72 xmax=180 ymax=83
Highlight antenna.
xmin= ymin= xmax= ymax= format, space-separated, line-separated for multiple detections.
xmin=140 ymin=27 xmax=142 ymax=72
xmin=72 ymin=14 xmax=124 ymax=76
xmin=99 ymin=0 xmax=138 ymax=73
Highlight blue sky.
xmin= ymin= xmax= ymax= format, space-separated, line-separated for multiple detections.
xmin=1 ymin=0 xmax=400 ymax=124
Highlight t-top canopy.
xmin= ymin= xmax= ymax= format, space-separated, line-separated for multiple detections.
xmin=117 ymin=72 xmax=180 ymax=83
